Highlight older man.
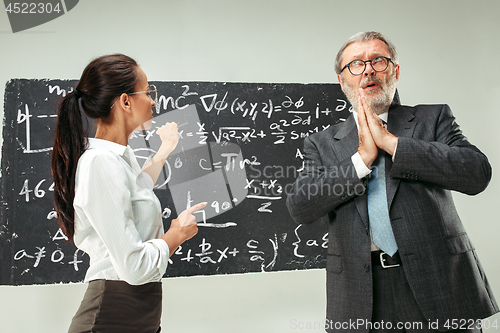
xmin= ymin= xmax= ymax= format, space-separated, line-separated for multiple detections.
xmin=286 ymin=31 xmax=498 ymax=332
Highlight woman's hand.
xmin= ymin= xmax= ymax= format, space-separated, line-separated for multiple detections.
xmin=156 ymin=122 xmax=179 ymax=159
xmin=140 ymin=122 xmax=179 ymax=187
xmin=161 ymin=202 xmax=207 ymax=256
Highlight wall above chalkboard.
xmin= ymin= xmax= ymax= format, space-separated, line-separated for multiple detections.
xmin=1 ymin=79 xmax=354 ymax=285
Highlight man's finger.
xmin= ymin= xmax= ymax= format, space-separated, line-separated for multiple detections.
xmin=358 ymin=89 xmax=374 ymax=117
xmin=357 ymin=95 xmax=369 ymax=130
xmin=363 ymin=100 xmax=379 ymax=121
xmin=364 ymin=103 xmax=387 ymax=136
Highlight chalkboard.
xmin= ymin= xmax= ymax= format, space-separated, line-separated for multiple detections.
xmin=0 ymin=79 xmax=353 ymax=285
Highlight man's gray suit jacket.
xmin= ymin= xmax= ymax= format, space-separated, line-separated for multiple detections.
xmin=286 ymin=103 xmax=498 ymax=332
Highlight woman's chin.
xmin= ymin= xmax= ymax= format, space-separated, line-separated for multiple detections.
xmin=133 ymin=119 xmax=153 ymax=132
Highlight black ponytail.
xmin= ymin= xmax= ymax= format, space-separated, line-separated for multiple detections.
xmin=51 ymin=92 xmax=87 ymax=240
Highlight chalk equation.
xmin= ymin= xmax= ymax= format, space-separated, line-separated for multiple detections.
xmin=12 ymin=225 xmax=329 ymax=277
xmin=16 ymin=82 xmax=350 ymax=155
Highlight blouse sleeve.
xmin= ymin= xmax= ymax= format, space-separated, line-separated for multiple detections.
xmin=74 ymin=151 xmax=169 ymax=285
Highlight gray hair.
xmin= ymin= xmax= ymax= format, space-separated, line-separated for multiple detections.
xmin=334 ymin=31 xmax=399 ymax=75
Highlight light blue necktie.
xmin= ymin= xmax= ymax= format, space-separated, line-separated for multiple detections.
xmin=367 ymin=149 xmax=398 ymax=256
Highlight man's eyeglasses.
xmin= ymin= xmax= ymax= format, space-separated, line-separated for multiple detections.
xmin=110 ymin=84 xmax=158 ymax=109
xmin=340 ymin=56 xmax=395 ymax=76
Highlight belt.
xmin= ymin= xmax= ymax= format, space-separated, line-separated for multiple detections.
xmin=371 ymin=251 xmax=402 ymax=268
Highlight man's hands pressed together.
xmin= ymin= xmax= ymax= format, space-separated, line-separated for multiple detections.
xmin=357 ymin=88 xmax=398 ymax=168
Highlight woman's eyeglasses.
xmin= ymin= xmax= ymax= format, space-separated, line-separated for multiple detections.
xmin=110 ymin=84 xmax=158 ymax=109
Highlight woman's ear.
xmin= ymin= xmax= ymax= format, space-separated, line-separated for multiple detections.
xmin=117 ymin=93 xmax=132 ymax=114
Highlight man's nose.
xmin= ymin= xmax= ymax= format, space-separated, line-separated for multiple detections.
xmin=363 ymin=61 xmax=375 ymax=76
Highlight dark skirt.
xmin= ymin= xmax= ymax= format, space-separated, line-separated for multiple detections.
xmin=68 ymin=279 xmax=162 ymax=333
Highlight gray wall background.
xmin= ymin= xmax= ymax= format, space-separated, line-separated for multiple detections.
xmin=1 ymin=1 xmax=499 ymax=332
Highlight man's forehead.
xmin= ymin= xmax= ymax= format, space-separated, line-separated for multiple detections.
xmin=343 ymin=39 xmax=390 ymax=61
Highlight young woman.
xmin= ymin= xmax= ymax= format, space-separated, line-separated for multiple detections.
xmin=51 ymin=54 xmax=206 ymax=333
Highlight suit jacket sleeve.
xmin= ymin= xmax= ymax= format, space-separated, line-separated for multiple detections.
xmin=391 ymin=104 xmax=491 ymax=195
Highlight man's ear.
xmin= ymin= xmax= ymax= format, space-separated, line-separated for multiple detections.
xmin=337 ymin=74 xmax=345 ymax=93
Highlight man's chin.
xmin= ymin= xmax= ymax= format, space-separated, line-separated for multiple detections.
xmin=364 ymin=95 xmax=392 ymax=114
xmin=363 ymin=89 xmax=384 ymax=100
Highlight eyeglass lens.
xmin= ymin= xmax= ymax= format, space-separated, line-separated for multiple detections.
xmin=349 ymin=57 xmax=389 ymax=75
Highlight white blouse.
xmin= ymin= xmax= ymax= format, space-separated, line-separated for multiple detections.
xmin=73 ymin=138 xmax=169 ymax=285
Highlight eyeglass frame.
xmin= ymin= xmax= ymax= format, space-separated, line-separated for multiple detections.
xmin=340 ymin=56 xmax=396 ymax=76
xmin=110 ymin=84 xmax=158 ymax=109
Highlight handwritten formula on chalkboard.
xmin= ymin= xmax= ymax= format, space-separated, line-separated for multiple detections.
xmin=0 ymin=80 xmax=351 ymax=285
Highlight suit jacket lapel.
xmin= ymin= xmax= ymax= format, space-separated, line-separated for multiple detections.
xmin=332 ymin=115 xmax=357 ymax=161
xmin=386 ymin=105 xmax=416 ymax=209
xmin=332 ymin=115 xmax=370 ymax=232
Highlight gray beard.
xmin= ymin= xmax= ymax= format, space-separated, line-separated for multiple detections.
xmin=343 ymin=71 xmax=398 ymax=115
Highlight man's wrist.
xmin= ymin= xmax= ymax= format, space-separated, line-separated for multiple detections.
xmin=382 ymin=136 xmax=398 ymax=156
xmin=352 ymin=152 xmax=372 ymax=179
